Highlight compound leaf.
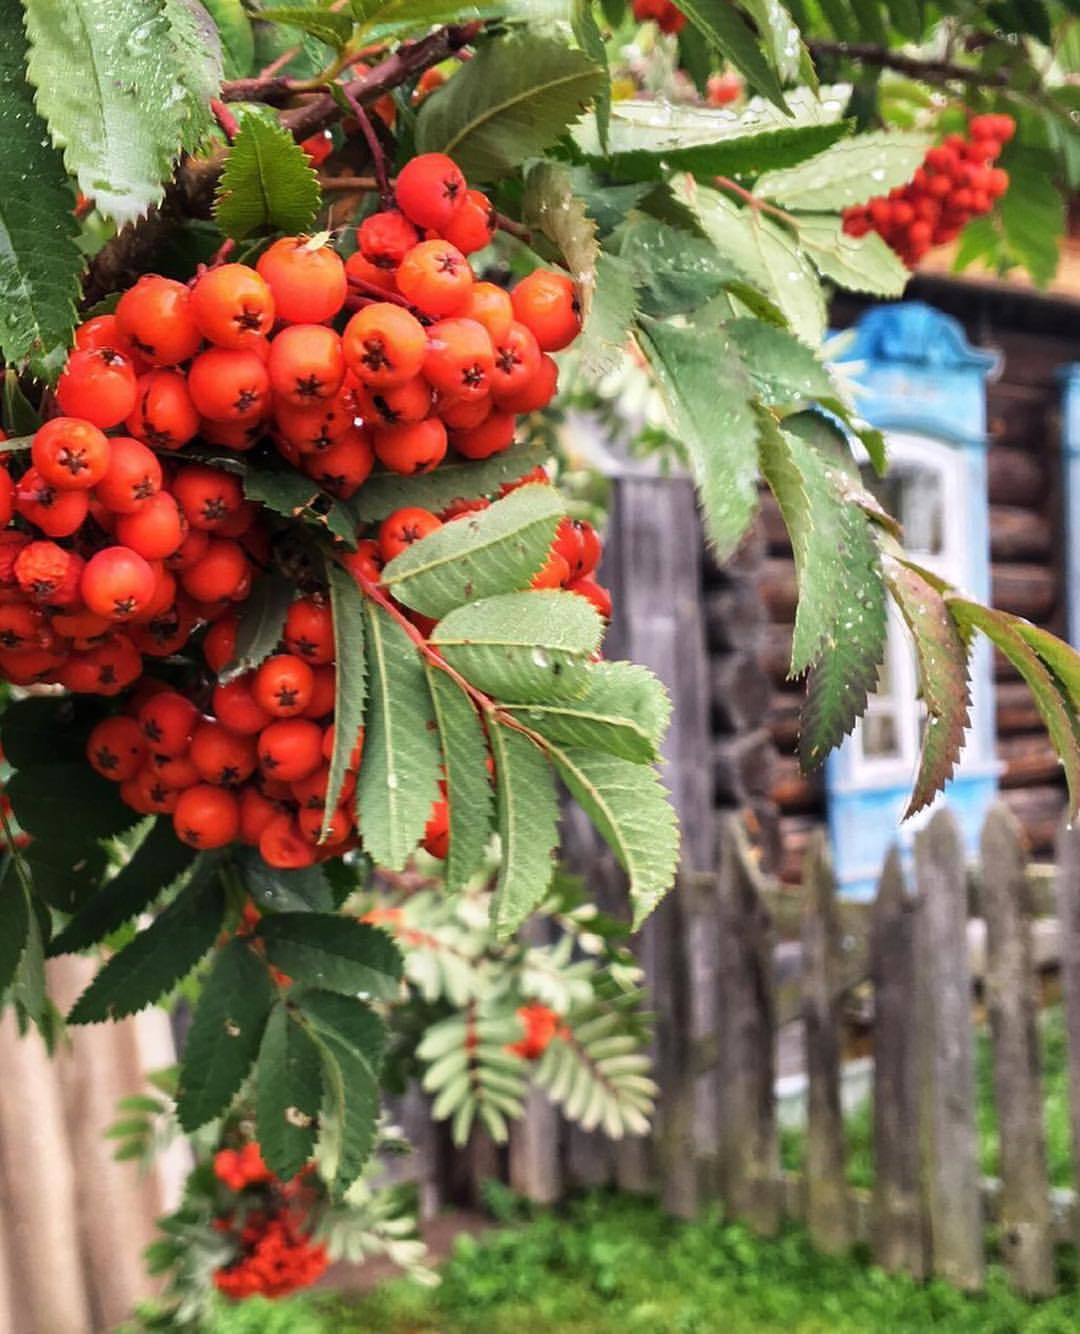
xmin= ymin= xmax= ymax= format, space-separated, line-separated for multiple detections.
xmin=489 ymin=722 xmax=558 ymax=938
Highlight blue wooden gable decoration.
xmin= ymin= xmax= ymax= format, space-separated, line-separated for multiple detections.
xmin=1057 ymin=366 xmax=1080 ymax=648
xmin=826 ymin=302 xmax=1000 ymax=898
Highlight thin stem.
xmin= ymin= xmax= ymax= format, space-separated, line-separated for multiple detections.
xmin=806 ymin=39 xmax=1010 ymax=88
xmin=345 ymin=274 xmax=424 ymax=316
xmin=321 ymin=175 xmax=379 ymax=191
xmin=339 ymin=85 xmax=393 ymax=206
xmin=714 ymin=176 xmax=797 ymax=226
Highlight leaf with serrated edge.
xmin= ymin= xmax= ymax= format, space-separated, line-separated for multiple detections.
xmin=256 ymin=1004 xmax=321 ymax=1179
xmin=502 ymin=661 xmax=670 ymax=762
xmin=257 ymin=914 xmax=401 ymax=999
xmin=23 ymin=0 xmax=189 ymax=223
xmin=382 ymin=484 xmax=564 ymax=619
xmin=415 ymin=32 xmax=605 ymax=182
xmin=796 ymin=215 xmax=909 ymax=297
xmin=222 ymin=573 xmax=294 ymax=681
xmin=215 ymin=113 xmax=320 ymax=239
xmin=949 ymin=599 xmax=1080 ymax=814
xmin=571 ymin=0 xmax=610 ymax=148
xmin=581 ymin=253 xmax=639 ymax=379
xmin=750 ymin=213 xmax=825 ymax=346
xmin=324 ymin=561 xmax=367 ymax=837
xmin=638 ymin=316 xmax=759 ymax=558
xmin=426 ymin=669 xmax=495 ymax=894
xmin=547 ymin=745 xmax=678 ymax=929
xmin=355 ymin=602 xmax=440 ymax=870
xmin=0 ymin=0 xmax=81 ymax=377
xmin=0 ymin=864 xmax=30 ymax=997
xmin=679 ymin=0 xmax=786 ymax=109
xmin=259 ymin=6 xmax=354 ymax=48
xmin=489 ymin=723 xmax=558 ymax=938
xmin=727 ymin=317 xmax=841 ymax=409
xmin=350 ymin=441 xmax=548 ymax=523
xmin=164 ymin=0 xmax=223 ymax=150
xmin=68 ymin=860 xmax=225 ymax=1023
xmin=298 ymin=989 xmax=385 ymax=1194
xmin=432 ymin=590 xmax=603 ymax=704
xmin=522 ymin=163 xmax=599 ymax=315
xmin=886 ymin=559 xmax=971 ymax=817
xmin=755 ymin=130 xmax=930 ymax=211
xmin=1013 ymin=621 xmax=1080 ymax=716
xmin=175 ymin=938 xmax=274 ymax=1130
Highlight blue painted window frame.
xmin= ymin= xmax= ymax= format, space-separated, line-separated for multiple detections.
xmin=1057 ymin=366 xmax=1080 ymax=648
xmin=826 ymin=302 xmax=1000 ymax=898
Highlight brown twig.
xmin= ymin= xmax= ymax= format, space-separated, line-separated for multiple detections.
xmin=806 ymin=40 xmax=1010 ymax=87
xmin=339 ymin=85 xmax=393 ymax=206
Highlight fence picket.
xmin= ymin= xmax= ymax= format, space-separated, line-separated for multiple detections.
xmin=869 ymin=847 xmax=925 ymax=1277
xmin=914 ymin=809 xmax=984 ymax=1290
xmin=981 ymin=803 xmax=1054 ymax=1295
xmin=801 ymin=831 xmax=851 ymax=1253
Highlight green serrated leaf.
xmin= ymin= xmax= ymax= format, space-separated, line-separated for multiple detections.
xmin=0 ymin=0 xmax=82 ymax=378
xmin=23 ymin=0 xmax=189 ymax=223
xmin=256 ymin=1003 xmax=321 ymax=1179
xmin=432 ymin=590 xmax=603 ymax=704
xmin=637 ymin=316 xmax=759 ymax=558
xmin=3 ymin=371 xmax=43 ymax=436
xmin=755 ymin=130 xmax=929 ymax=211
xmin=257 ymin=913 xmax=402 ymax=999
xmin=214 ymin=112 xmax=320 ymax=239
xmin=680 ymin=0 xmax=786 ymax=110
xmin=1013 ymin=620 xmax=1080 ymax=717
xmin=381 ymin=483 xmax=564 ymax=619
xmin=298 ymin=989 xmax=385 ymax=1193
xmin=415 ymin=31 xmax=605 ymax=182
xmin=175 ymin=938 xmax=275 ymax=1130
xmin=580 ymin=253 xmax=639 ymax=378
xmin=885 ymin=559 xmax=971 ymax=817
xmin=547 ymin=744 xmax=678 ymax=929
xmin=260 ymin=6 xmax=354 ymax=48
xmin=489 ymin=723 xmax=558 ymax=938
xmin=202 ymin=0 xmax=255 ymax=77
xmin=0 ymin=863 xmax=30 ymax=997
xmin=426 ymin=668 xmax=494 ymax=894
xmin=502 ymin=660 xmax=670 ymax=762
xmin=350 ymin=0 xmax=504 ymax=45
xmin=324 ymin=560 xmax=367 ymax=837
xmin=571 ymin=0 xmax=610 ymax=149
xmin=727 ymin=316 xmax=840 ymax=409
xmin=617 ymin=217 xmax=741 ymax=317
xmin=750 ymin=213 xmax=826 ymax=346
xmin=68 ymin=859 xmax=226 ymax=1023
xmin=795 ymin=215 xmax=909 ymax=297
xmin=48 ymin=821 xmax=197 ymax=956
xmin=243 ymin=466 xmax=352 ymax=540
xmin=350 ymin=441 xmax=548 ymax=524
xmin=355 ymin=601 xmax=440 ymax=870
xmin=164 ymin=0 xmax=224 ymax=150
xmin=240 ymin=848 xmax=336 ymax=913
xmin=221 ymin=572 xmax=294 ymax=681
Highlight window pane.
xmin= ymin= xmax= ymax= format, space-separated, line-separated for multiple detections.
xmin=862 ymin=712 xmax=899 ymax=759
xmin=863 ymin=462 xmax=944 ymax=557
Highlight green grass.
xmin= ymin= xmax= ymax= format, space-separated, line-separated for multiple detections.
xmin=203 ymin=1192 xmax=1080 ymax=1334
xmin=781 ymin=1006 xmax=1073 ymax=1189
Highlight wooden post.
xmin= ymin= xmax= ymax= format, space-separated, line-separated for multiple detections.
xmin=869 ymin=847 xmax=925 ymax=1278
xmin=1054 ymin=816 xmax=1080 ymax=1251
xmin=914 ymin=808 xmax=984 ymax=1290
xmin=980 ymin=804 xmax=1054 ymax=1296
xmin=715 ymin=817 xmax=780 ymax=1234
xmin=801 ymin=832 xmax=851 ymax=1254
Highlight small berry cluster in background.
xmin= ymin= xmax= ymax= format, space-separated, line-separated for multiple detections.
xmin=631 ymin=0 xmax=686 ymax=34
xmin=211 ymin=1142 xmax=328 ymax=1301
xmin=507 ymin=1001 xmax=566 ymax=1060
xmin=843 ymin=114 xmax=1015 ymax=267
xmin=0 ymin=152 xmax=611 ymax=871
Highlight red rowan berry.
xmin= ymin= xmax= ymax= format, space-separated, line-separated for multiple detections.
xmin=321 ymin=722 xmax=364 ymax=768
xmin=191 ymin=264 xmax=275 ymax=348
xmin=200 ymin=418 xmax=264 ymax=451
xmin=16 ymin=469 xmax=89 ymax=537
xmin=15 ymin=541 xmax=76 ymax=602
xmin=256 ymin=236 xmax=347 ymax=324
xmin=268 ymin=324 xmax=345 ymax=407
xmin=81 ymin=547 xmax=157 ymax=621
xmin=203 ymin=612 xmax=237 ymax=673
xmin=297 ymin=803 xmax=351 ymax=847
xmin=259 ymin=813 xmax=317 ymax=867
xmin=2 ymin=645 xmax=68 ymax=686
xmin=81 ymin=633 xmax=143 ymax=694
xmin=123 ymin=767 xmax=181 ymax=815
xmin=238 ymin=786 xmax=281 ymax=845
xmin=74 ymin=314 xmax=135 ymax=359
xmin=292 ymin=763 xmax=350 ymax=810
xmin=167 ymin=526 xmax=209 ymax=573
xmin=115 ymin=492 xmax=185 ymax=561
xmin=126 ymin=369 xmax=200 ymax=449
xmin=344 ymin=250 xmax=397 ymax=293
xmin=212 ymin=676 xmax=271 ymax=735
xmin=130 ymin=566 xmax=177 ymax=624
xmin=284 ymin=598 xmax=334 ymax=664
xmin=511 ymin=270 xmax=581 ymax=351
xmin=188 ymin=347 xmax=270 ymax=422
xmin=275 ymin=392 xmax=356 ymax=453
xmin=340 ymin=539 xmax=383 ymax=587
xmin=378 ymin=507 xmax=442 ymax=562
xmin=451 ymin=410 xmax=515 ymax=460
xmin=0 ymin=602 xmax=46 ymax=650
xmin=423 ymin=318 xmax=494 ymax=400
xmin=87 ymin=716 xmax=146 ymax=782
xmin=56 ymin=348 xmax=138 ymax=429
xmin=173 ymin=465 xmax=244 ymax=531
xmin=116 ymin=275 xmax=202 ymax=366
xmin=394 ymin=153 xmax=466 ymax=230
xmin=51 ymin=607 xmax=110 ymax=639
xmin=190 ymin=721 xmax=258 ymax=786
xmin=94 ymin=437 xmax=162 ymax=514
xmin=253 ymin=653 xmax=315 ymax=718
xmin=531 ymin=549 xmax=570 ymax=590
xmin=257 ymin=718 xmax=324 ymax=781
xmin=301 ymin=130 xmax=333 ymax=166
xmin=707 ymin=71 xmax=742 ymax=105
xmin=149 ymin=752 xmax=199 ymax=789
xmin=462 ymin=282 xmax=514 ymax=343
xmin=342 ymin=304 xmax=427 ymax=388
xmin=0 ymin=530 xmax=28 ymax=583
xmin=302 ymin=427 xmax=374 ymax=499
xmin=216 ymin=500 xmax=258 ymax=540
xmin=490 ymin=321 xmax=542 ymax=404
xmin=180 ymin=539 xmax=249 ymax=602
xmin=440 ymin=495 xmax=491 ymax=521
xmin=442 ymin=188 xmax=496 ymax=255
xmin=438 ymin=394 xmax=492 ymax=430
xmin=422 ymin=798 xmax=449 ymax=859
xmin=356 ymin=375 xmax=432 ymax=427
xmin=396 ymin=240 xmax=473 ymax=317
xmin=496 ymin=353 xmax=558 ymax=413
xmin=32 ymin=418 xmax=111 ymax=490
xmin=357 ymin=210 xmax=420 ymax=269
xmin=373 ymin=417 xmax=447 ymax=474
xmin=566 ymin=574 xmax=611 ymax=620
xmin=174 ymin=785 xmax=240 ymax=849
xmin=302 ymin=663 xmax=336 ymax=720
xmin=130 ymin=600 xmax=197 ymax=657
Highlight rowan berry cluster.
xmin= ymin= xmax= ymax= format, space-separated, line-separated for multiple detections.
xmin=507 ymin=1001 xmax=565 ymax=1060
xmin=211 ymin=1143 xmax=328 ymax=1301
xmin=0 ymin=149 xmax=605 ymax=870
xmin=843 ymin=114 xmax=1015 ymax=267
xmin=632 ymin=0 xmax=686 ymax=34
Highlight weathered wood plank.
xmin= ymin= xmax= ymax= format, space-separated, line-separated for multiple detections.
xmin=1055 ymin=817 xmax=1080 ymax=1246
xmin=981 ymin=805 xmax=1054 ymax=1296
xmin=715 ymin=817 xmax=780 ymax=1234
xmin=801 ymin=832 xmax=851 ymax=1254
xmin=869 ymin=847 xmax=926 ymax=1277
xmin=914 ymin=809 xmax=984 ymax=1290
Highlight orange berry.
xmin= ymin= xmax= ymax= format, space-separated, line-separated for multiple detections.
xmin=15 ymin=468 xmax=89 ymax=537
xmin=87 ymin=715 xmax=146 ymax=781
xmin=188 ymin=347 xmax=270 ymax=422
xmin=394 ymin=153 xmax=466 ymax=230
xmin=190 ymin=263 xmax=275 ymax=348
xmin=259 ymin=813 xmax=316 ymax=867
xmin=423 ymin=318 xmax=494 ymax=400
xmin=56 ymin=348 xmax=138 ymax=429
xmin=126 ymin=369 xmax=200 ymax=449
xmin=212 ymin=675 xmax=272 ymax=735
xmin=284 ymin=598 xmax=334 ymax=665
xmin=32 ymin=418 xmax=111 ymax=490
xmin=511 ymin=270 xmax=581 ymax=351
xmin=452 ymin=410 xmax=515 ymax=460
xmin=116 ymin=275 xmax=202 ymax=366
xmin=173 ymin=785 xmax=240 ymax=849
xmin=357 ymin=210 xmax=420 ymax=269
xmin=342 ymin=304 xmax=427 ymax=388
xmin=257 ymin=718 xmax=324 ymax=782
xmin=172 ymin=464 xmax=244 ymax=531
xmin=238 ymin=786 xmax=281 ymax=845
xmin=115 ymin=492 xmax=185 ymax=560
xmin=81 ymin=547 xmax=157 ymax=621
xmin=180 ymin=539 xmax=249 ymax=602
xmin=303 ymin=427 xmax=374 ymax=498
xmin=378 ymin=507 xmax=442 ymax=562
xmin=138 ymin=689 xmax=199 ymax=755
xmin=373 ymin=417 xmax=447 ymax=474
xmin=94 ymin=436 xmax=162 ymax=514
xmin=462 ymin=282 xmax=513 ymax=343
xmin=267 ymin=324 xmax=345 ymax=407
xmin=441 ymin=188 xmax=495 ymax=255
xmin=256 ymin=236 xmax=347 ymax=324
xmin=396 ymin=239 xmax=472 ymax=317
xmin=253 ymin=653 xmax=315 ymax=717
xmin=190 ymin=720 xmax=258 ymax=786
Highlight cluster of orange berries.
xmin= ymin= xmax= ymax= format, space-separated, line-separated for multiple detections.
xmin=632 ymin=0 xmax=686 ymax=34
xmin=211 ymin=1143 xmax=328 ymax=1301
xmin=843 ymin=114 xmax=1015 ymax=267
xmin=507 ymin=1001 xmax=565 ymax=1060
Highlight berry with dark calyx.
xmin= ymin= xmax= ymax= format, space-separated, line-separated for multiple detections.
xmin=173 ymin=784 xmax=240 ymax=849
xmin=511 ymin=270 xmax=581 ymax=351
xmin=357 ymin=211 xmax=420 ymax=269
xmin=87 ymin=715 xmax=146 ymax=782
xmin=394 ymin=152 xmax=467 ymax=230
xmin=268 ymin=324 xmax=345 ymax=407
xmin=373 ymin=417 xmax=447 ymax=474
xmin=191 ymin=263 xmax=275 ymax=348
xmin=94 ymin=437 xmax=163 ymax=514
xmin=378 ymin=506 xmax=442 ymax=562
xmin=258 ymin=718 xmax=324 ymax=782
xmin=441 ymin=188 xmax=496 ymax=255
xmin=16 ymin=469 xmax=89 ymax=536
xmin=56 ymin=348 xmax=138 ymax=429
xmin=253 ymin=653 xmax=315 ymax=718
xmin=396 ymin=239 xmax=473 ymax=318
xmin=32 ymin=418 xmax=111 ymax=490
xmin=172 ymin=465 xmax=244 ymax=532
xmin=343 ymin=304 xmax=427 ymax=389
xmin=81 ymin=547 xmax=158 ymax=621
xmin=126 ymin=369 xmax=200 ymax=449
xmin=188 ymin=347 xmax=270 ymax=422
xmin=116 ymin=275 xmax=202 ymax=366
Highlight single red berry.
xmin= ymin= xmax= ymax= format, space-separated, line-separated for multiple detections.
xmin=94 ymin=436 xmax=162 ymax=514
xmin=127 ymin=369 xmax=200 ymax=449
xmin=511 ymin=270 xmax=581 ymax=351
xmin=342 ymin=304 xmax=427 ymax=389
xmin=115 ymin=492 xmax=186 ymax=560
xmin=172 ymin=464 xmax=245 ymax=531
xmin=267 ymin=324 xmax=345 ymax=407
xmin=180 ymin=539 xmax=249 ymax=602
xmin=373 ymin=417 xmax=447 ymax=474
xmin=378 ymin=506 xmax=442 ymax=562
xmin=56 ymin=348 xmax=138 ymax=428
xmin=116 ymin=275 xmax=202 ymax=366
xmin=423 ymin=318 xmax=495 ymax=401
xmin=451 ymin=410 xmax=515 ymax=460
xmin=32 ymin=418 xmax=111 ymax=490
xmin=253 ymin=653 xmax=315 ymax=718
xmin=256 ymin=236 xmax=348 ymax=324
xmin=173 ymin=785 xmax=240 ymax=849
xmin=188 ymin=347 xmax=270 ymax=422
xmin=259 ymin=813 xmax=317 ymax=867
xmin=87 ymin=715 xmax=146 ymax=782
xmin=81 ymin=547 xmax=157 ymax=621
xmin=396 ymin=240 xmax=473 ymax=318
xmin=394 ymin=153 xmax=467 ymax=230
xmin=16 ymin=468 xmax=89 ymax=537
xmin=442 ymin=188 xmax=496 ymax=255
xmin=191 ymin=263 xmax=276 ymax=348
xmin=138 ymin=690 xmax=200 ymax=754
xmin=257 ymin=718 xmax=324 ymax=782
xmin=357 ymin=210 xmax=420 ymax=269
xmin=190 ymin=721 xmax=258 ymax=786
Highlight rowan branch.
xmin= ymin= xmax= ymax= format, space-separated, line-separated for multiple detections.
xmin=806 ymin=40 xmax=1009 ymax=88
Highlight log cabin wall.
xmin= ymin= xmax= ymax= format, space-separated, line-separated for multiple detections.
xmin=734 ymin=279 xmax=1080 ymax=882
